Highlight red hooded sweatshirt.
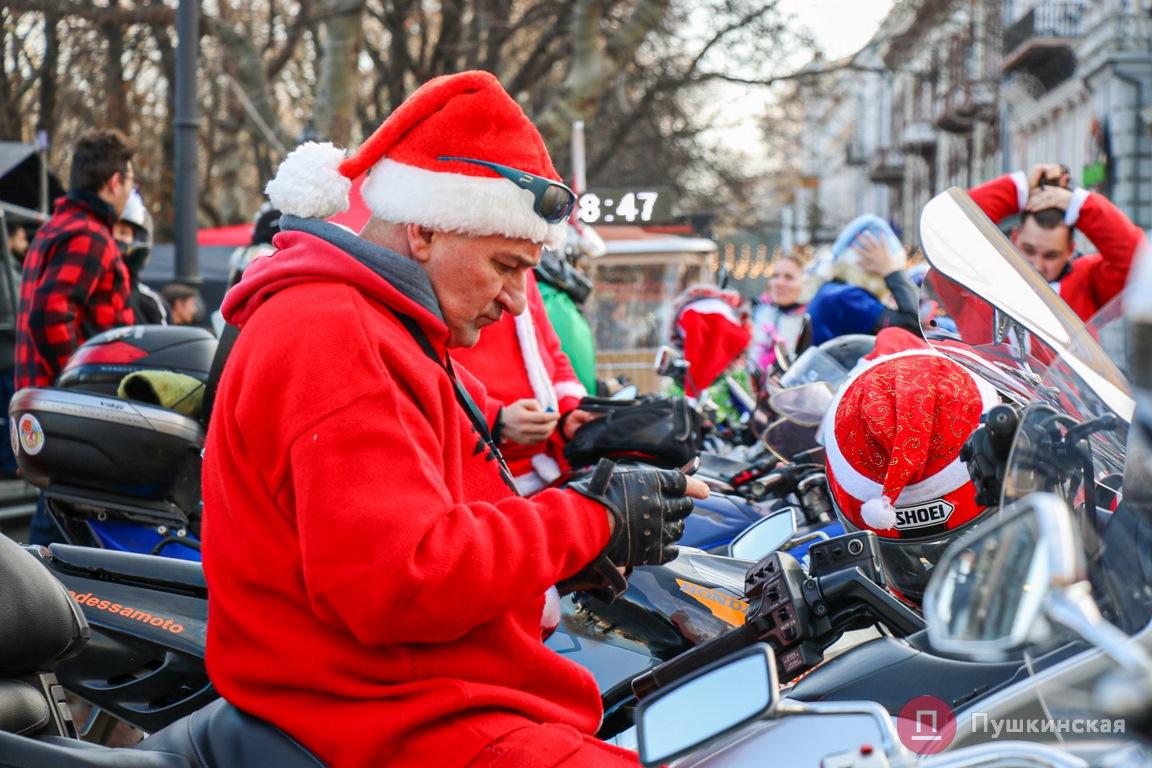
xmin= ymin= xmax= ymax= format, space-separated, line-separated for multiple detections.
xmin=969 ymin=173 xmax=1146 ymax=321
xmin=201 ymin=217 xmax=613 ymax=767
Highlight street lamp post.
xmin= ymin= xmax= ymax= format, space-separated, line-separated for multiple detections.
xmin=173 ymin=0 xmax=200 ymax=284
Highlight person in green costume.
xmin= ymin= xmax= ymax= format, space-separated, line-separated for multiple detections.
xmin=534 ymin=224 xmax=603 ymax=393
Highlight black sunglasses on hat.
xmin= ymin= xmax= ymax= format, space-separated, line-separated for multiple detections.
xmin=438 ymin=156 xmax=577 ymax=224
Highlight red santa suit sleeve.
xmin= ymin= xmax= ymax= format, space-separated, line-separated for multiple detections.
xmin=1062 ymin=187 xmax=1144 ymax=311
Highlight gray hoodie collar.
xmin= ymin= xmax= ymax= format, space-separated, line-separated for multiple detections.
xmin=279 ymin=214 xmax=443 ymax=321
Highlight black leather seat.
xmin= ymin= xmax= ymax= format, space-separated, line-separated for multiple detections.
xmin=0 ymin=534 xmax=88 ymax=738
xmin=139 ymin=699 xmax=323 ymax=768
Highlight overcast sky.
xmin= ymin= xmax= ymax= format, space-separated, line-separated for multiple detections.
xmin=780 ymin=0 xmax=896 ymax=59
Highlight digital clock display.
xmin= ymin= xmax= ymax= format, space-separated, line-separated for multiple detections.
xmin=576 ymin=187 xmax=675 ymax=224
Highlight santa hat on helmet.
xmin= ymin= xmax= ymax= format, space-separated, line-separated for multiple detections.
xmin=824 ymin=351 xmax=999 ymax=538
xmin=264 ymin=70 xmax=567 ymax=248
xmin=672 ymin=285 xmax=751 ymax=398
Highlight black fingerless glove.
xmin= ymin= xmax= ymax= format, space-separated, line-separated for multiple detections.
xmin=559 ymin=459 xmax=695 ymax=601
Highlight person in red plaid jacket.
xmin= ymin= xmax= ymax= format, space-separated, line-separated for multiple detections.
xmin=15 ymin=129 xmax=137 ymax=391
xmin=15 ymin=129 xmax=137 ymax=546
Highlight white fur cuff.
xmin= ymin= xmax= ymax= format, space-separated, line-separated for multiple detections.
xmin=361 ymin=159 xmax=567 ymax=248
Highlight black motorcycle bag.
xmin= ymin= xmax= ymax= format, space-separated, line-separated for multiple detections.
xmin=564 ymin=396 xmax=702 ymax=470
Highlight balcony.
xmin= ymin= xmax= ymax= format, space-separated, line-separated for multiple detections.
xmin=868 ymin=148 xmax=905 ymax=184
xmin=1003 ymin=2 xmax=1085 ymax=90
xmin=934 ymin=81 xmax=997 ymax=134
xmin=900 ymin=120 xmax=938 ymax=154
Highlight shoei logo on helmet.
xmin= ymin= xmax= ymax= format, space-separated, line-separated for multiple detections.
xmin=894 ymin=499 xmax=955 ymax=531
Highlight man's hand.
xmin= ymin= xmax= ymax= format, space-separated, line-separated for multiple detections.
xmin=856 ymin=231 xmax=906 ymax=277
xmin=561 ymin=408 xmax=598 ymax=440
xmin=1028 ymin=163 xmax=1071 ymax=191
xmin=600 ymin=473 xmax=707 ymax=534
xmin=559 ymin=462 xmax=709 ymax=599
xmin=1026 ymin=185 xmax=1073 ymax=213
xmin=500 ymin=399 xmax=560 ymax=445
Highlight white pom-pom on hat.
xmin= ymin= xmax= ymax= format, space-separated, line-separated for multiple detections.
xmin=265 ymin=142 xmax=351 ymax=219
xmin=861 ymin=496 xmax=898 ymax=530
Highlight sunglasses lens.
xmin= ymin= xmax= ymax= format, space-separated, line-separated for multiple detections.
xmin=539 ymin=185 xmax=575 ymax=223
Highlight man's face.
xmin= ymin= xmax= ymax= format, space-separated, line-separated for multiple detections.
xmin=111 ymin=221 xmax=135 ymax=246
xmin=8 ymin=226 xmax=27 ymax=257
xmin=1013 ymin=218 xmax=1074 ymax=283
xmin=418 ymin=230 xmax=541 ymax=347
xmin=171 ymin=297 xmax=198 ymax=325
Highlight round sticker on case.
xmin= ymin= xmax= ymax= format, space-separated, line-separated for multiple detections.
xmin=18 ymin=414 xmax=45 ymax=456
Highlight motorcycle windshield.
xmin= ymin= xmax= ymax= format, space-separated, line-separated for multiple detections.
xmin=918 ymin=188 xmax=1132 ymax=423
xmin=919 ymin=188 xmax=1147 ymax=636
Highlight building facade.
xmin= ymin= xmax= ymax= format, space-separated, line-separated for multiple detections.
xmin=783 ymin=0 xmax=1152 ymax=248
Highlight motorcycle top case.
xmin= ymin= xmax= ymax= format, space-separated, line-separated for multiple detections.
xmin=9 ymin=387 xmax=203 ymax=518
xmin=56 ymin=324 xmax=217 ymax=396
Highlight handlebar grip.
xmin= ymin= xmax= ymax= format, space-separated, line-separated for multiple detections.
xmin=985 ymin=404 xmax=1018 ymax=460
xmin=631 ymin=621 xmax=760 ymax=700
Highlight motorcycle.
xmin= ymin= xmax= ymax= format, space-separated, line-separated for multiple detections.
xmin=615 ymin=186 xmax=1149 ymax=756
xmin=633 ymin=493 xmax=1152 ymax=767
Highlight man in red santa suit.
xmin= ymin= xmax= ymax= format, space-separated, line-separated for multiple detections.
xmin=201 ymin=71 xmax=707 ymax=768
xmin=969 ymin=162 xmax=1146 ymax=321
xmin=452 ymin=271 xmax=593 ymax=495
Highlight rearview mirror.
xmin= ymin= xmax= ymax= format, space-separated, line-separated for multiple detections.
xmin=636 ymin=644 xmax=779 ymax=767
xmin=654 ymin=345 xmax=682 ymax=376
xmin=728 ymin=508 xmax=798 ymax=561
xmin=923 ymin=493 xmax=1080 ymax=660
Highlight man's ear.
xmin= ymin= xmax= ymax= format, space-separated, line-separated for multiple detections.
xmin=406 ymin=223 xmax=436 ymax=264
xmin=1009 ymin=226 xmax=1019 ymax=244
xmin=100 ymin=171 xmax=122 ymax=198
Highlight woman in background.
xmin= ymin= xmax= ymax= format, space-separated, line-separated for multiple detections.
xmin=751 ymin=248 xmax=809 ymax=371
xmin=806 ymin=215 xmax=919 ymax=345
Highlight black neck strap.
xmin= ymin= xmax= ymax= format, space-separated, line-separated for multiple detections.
xmin=390 ymin=310 xmax=517 ymax=492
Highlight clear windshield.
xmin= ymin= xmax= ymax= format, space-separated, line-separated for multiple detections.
xmin=919 ymin=188 xmax=1146 ymax=638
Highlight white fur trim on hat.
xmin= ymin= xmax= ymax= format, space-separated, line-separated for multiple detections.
xmin=361 ymin=159 xmax=566 ymax=248
xmin=265 ymin=142 xmax=351 ymax=219
xmin=861 ymin=496 xmax=898 ymax=530
xmin=822 ymin=349 xmax=1000 ymax=507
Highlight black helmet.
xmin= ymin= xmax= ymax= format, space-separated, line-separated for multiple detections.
xmin=535 ymin=248 xmax=593 ymax=305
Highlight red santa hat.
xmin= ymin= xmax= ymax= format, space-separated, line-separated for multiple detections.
xmin=824 ymin=350 xmax=999 ymax=538
xmin=674 ymin=287 xmax=751 ymax=398
xmin=264 ymin=70 xmax=567 ymax=248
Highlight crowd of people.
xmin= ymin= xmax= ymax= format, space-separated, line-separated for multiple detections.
xmin=4 ymin=67 xmax=1150 ymax=767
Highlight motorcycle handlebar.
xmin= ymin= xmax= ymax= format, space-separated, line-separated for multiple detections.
xmin=631 ymin=538 xmax=923 ymax=699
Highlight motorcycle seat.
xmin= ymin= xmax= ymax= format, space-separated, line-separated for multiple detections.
xmin=0 ymin=536 xmax=88 ymax=681
xmin=45 ymin=544 xmax=206 ymax=598
xmin=0 ymin=679 xmax=52 ymax=737
xmin=139 ymin=698 xmax=323 ymax=767
xmin=0 ymin=698 xmax=322 ymax=768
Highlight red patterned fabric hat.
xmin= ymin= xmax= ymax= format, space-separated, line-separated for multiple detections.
xmin=264 ymin=71 xmax=566 ymax=247
xmin=824 ymin=351 xmax=999 ymax=540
